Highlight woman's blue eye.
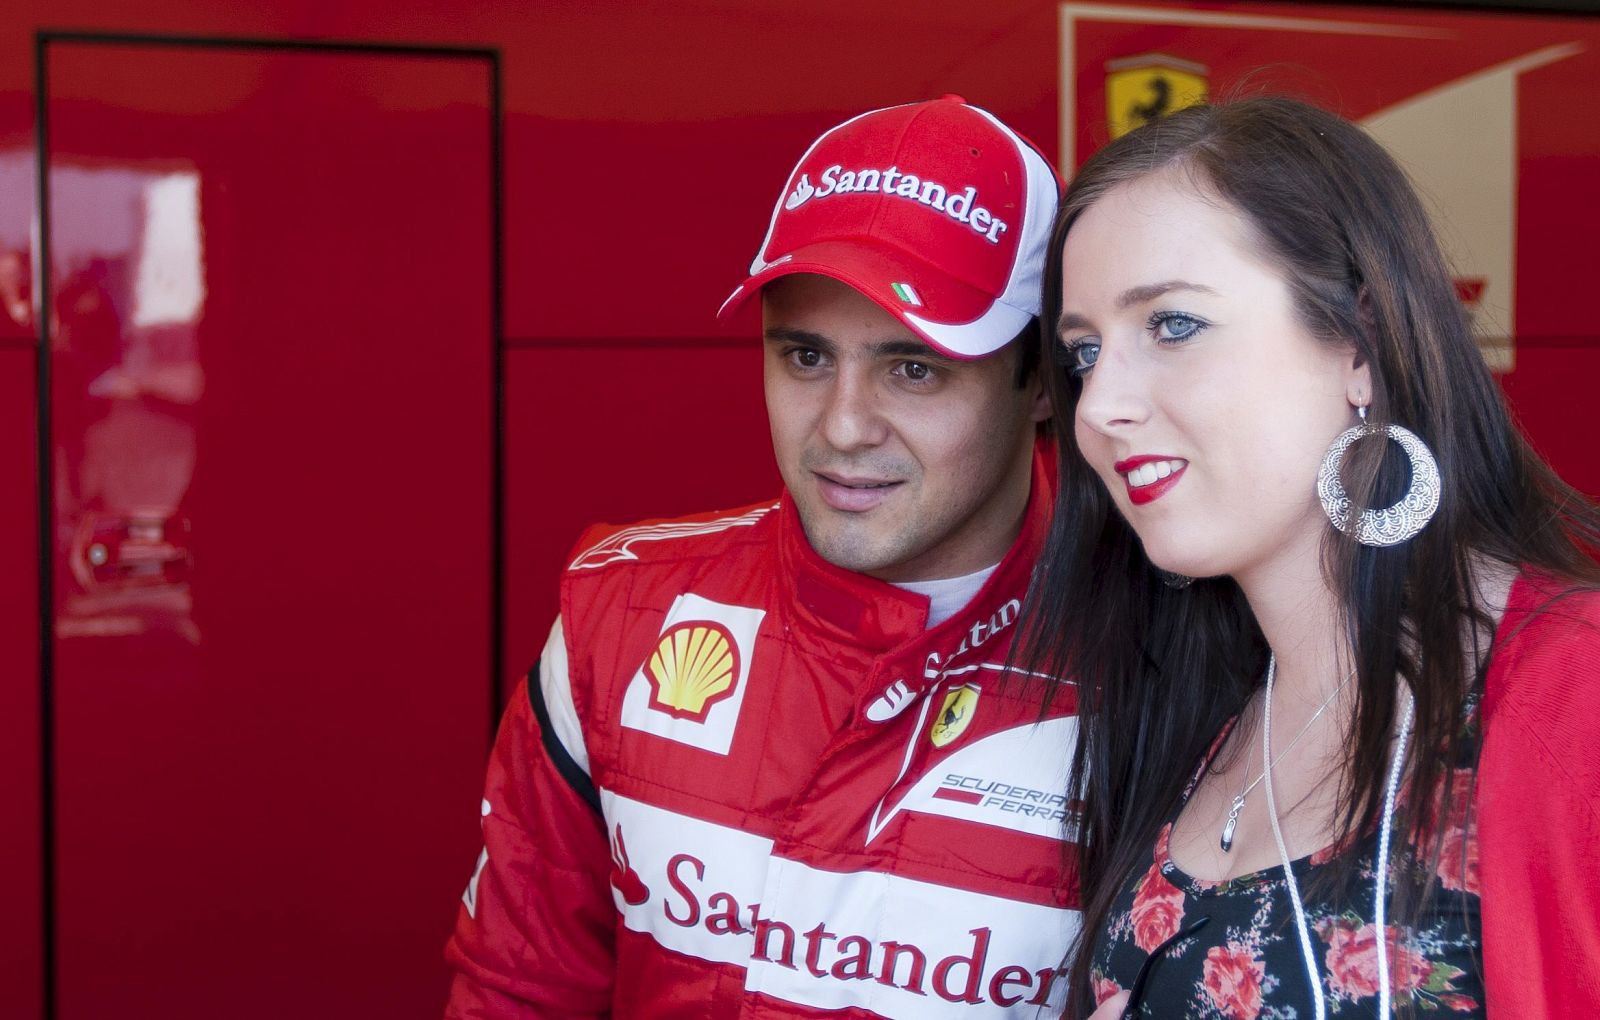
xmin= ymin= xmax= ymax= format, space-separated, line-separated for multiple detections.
xmin=1149 ymin=312 xmax=1207 ymax=342
xmin=1064 ymin=340 xmax=1099 ymax=376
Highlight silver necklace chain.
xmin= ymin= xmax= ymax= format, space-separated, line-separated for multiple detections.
xmin=1219 ymin=664 xmax=1355 ymax=853
xmin=1263 ymin=653 xmax=1416 ymax=1020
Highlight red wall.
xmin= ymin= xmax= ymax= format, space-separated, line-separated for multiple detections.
xmin=0 ymin=346 xmax=41 ymax=1020
xmin=42 ymin=41 xmax=495 ymax=1018
xmin=0 ymin=3 xmax=1064 ymax=1017
xmin=1 ymin=2 xmax=1596 ymax=1018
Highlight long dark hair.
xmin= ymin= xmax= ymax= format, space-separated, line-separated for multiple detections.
xmin=1019 ymin=96 xmax=1600 ymax=1017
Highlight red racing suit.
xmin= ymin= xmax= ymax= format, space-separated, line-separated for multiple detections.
xmin=445 ymin=453 xmax=1081 ymax=1018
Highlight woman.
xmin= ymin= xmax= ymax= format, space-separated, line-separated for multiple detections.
xmin=1020 ymin=96 xmax=1600 ymax=1019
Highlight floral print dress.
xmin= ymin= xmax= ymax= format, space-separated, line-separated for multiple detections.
xmin=1090 ymin=727 xmax=1485 ymax=1019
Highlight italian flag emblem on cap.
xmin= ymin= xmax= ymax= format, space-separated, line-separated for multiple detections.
xmin=891 ymin=282 xmax=922 ymax=307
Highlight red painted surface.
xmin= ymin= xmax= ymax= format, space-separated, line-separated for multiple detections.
xmin=0 ymin=347 xmax=41 ymax=1020
xmin=0 ymin=0 xmax=1065 ymax=344
xmin=0 ymin=2 xmax=1591 ymax=1019
xmin=46 ymin=43 xmax=491 ymax=1018
xmin=504 ymin=342 xmax=779 ymax=681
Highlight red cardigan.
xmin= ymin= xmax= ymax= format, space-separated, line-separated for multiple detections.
xmin=1480 ymin=572 xmax=1600 ymax=1017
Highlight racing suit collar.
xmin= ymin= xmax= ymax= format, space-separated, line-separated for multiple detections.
xmin=778 ymin=438 xmax=1054 ymax=667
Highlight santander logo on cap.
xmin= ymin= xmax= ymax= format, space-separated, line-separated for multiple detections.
xmin=781 ymin=165 xmax=1010 ymax=245
xmin=718 ymin=96 xmax=1062 ymax=360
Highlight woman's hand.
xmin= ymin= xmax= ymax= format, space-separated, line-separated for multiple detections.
xmin=1087 ymin=989 xmax=1130 ymax=1019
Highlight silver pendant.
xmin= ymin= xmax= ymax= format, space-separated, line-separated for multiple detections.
xmin=1220 ymin=796 xmax=1245 ymax=853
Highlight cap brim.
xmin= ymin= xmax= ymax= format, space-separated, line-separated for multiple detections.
xmin=716 ymin=238 xmax=1032 ymax=360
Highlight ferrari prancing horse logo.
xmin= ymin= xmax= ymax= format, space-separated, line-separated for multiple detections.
xmin=1105 ymin=52 xmax=1209 ymax=140
xmin=929 ymin=684 xmax=981 ymax=748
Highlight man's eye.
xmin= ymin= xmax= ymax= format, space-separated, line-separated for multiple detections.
xmin=902 ymin=361 xmax=933 ymax=382
xmin=791 ymin=349 xmax=823 ymax=368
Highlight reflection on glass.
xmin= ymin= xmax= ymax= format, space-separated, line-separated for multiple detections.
xmin=133 ymin=173 xmax=206 ymax=329
xmin=0 ymin=150 xmax=34 ymax=329
xmin=51 ymin=163 xmax=204 ymax=644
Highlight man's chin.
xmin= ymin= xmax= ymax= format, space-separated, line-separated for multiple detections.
xmin=799 ymin=517 xmax=907 ymax=576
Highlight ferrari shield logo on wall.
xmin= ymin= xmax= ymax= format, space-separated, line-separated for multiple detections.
xmin=929 ymin=684 xmax=980 ymax=748
xmin=1105 ymin=53 xmax=1208 ymax=140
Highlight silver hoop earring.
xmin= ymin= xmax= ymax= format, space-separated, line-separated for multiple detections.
xmin=1316 ymin=408 xmax=1441 ymax=547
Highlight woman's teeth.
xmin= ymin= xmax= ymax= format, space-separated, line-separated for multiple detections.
xmin=1128 ymin=460 xmax=1183 ymax=487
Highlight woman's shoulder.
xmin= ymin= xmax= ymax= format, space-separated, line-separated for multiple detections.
xmin=1476 ymin=571 xmax=1600 ymax=1015
xmin=1490 ymin=569 xmax=1600 ymax=677
xmin=1480 ymin=569 xmax=1600 ymax=811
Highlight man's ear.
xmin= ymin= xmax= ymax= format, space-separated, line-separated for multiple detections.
xmin=1030 ymin=376 xmax=1054 ymax=424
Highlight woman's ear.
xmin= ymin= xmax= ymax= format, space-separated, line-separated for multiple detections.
xmin=1347 ymin=285 xmax=1379 ymax=411
xmin=1344 ymin=349 xmax=1372 ymax=412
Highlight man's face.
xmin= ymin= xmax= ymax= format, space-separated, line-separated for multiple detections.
xmin=762 ymin=274 xmax=1050 ymax=583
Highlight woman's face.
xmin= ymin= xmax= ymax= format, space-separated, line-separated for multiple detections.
xmin=1058 ymin=168 xmax=1367 ymax=585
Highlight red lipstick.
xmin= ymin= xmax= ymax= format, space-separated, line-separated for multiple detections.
xmin=1112 ymin=455 xmax=1187 ymax=506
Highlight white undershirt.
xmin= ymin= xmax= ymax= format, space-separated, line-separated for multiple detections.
xmin=893 ymin=563 xmax=999 ymax=629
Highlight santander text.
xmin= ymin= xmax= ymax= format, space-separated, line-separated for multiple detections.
xmin=664 ymin=852 xmax=1063 ymax=1007
xmin=790 ymin=165 xmax=1009 ymax=245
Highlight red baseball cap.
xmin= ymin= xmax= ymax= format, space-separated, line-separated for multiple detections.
xmin=717 ymin=96 xmax=1061 ymax=359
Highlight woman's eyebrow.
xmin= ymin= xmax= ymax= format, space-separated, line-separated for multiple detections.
xmin=1056 ymin=280 xmax=1220 ymax=334
xmin=1116 ymin=280 xmax=1218 ymax=307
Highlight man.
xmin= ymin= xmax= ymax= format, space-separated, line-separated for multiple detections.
xmin=445 ymin=96 xmax=1079 ymax=1019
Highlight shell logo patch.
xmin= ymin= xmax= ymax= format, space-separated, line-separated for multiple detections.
xmin=929 ymin=684 xmax=980 ymax=748
xmin=620 ymin=593 xmax=766 ymax=756
xmin=644 ymin=622 xmax=740 ymax=721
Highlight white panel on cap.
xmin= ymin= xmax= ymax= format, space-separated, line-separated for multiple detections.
xmin=902 ymin=107 xmax=1059 ymax=358
xmin=968 ymin=106 xmax=1059 ymax=323
xmin=903 ymin=301 xmax=1034 ymax=360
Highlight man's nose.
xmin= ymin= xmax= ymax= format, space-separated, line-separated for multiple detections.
xmin=818 ymin=372 xmax=890 ymax=451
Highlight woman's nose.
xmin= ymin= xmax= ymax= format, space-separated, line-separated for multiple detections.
xmin=1074 ymin=341 xmax=1152 ymax=437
